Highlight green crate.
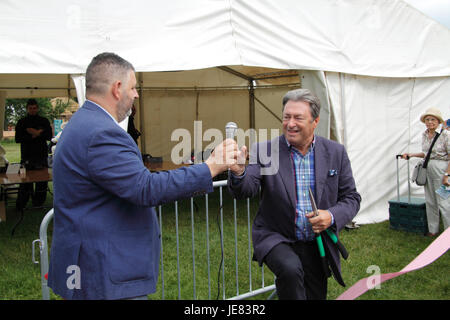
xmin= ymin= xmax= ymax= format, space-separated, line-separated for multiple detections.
xmin=388 ymin=197 xmax=428 ymax=234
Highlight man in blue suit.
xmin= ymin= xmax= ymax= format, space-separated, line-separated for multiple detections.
xmin=48 ymin=52 xmax=239 ymax=300
xmin=228 ymin=89 xmax=361 ymax=300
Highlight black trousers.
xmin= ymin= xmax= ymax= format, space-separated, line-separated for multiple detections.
xmin=264 ymin=241 xmax=328 ymax=300
xmin=16 ymin=182 xmax=48 ymax=210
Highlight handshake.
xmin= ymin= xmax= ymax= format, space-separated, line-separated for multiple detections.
xmin=204 ymin=139 xmax=248 ymax=178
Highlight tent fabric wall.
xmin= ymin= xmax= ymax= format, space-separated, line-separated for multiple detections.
xmin=0 ymin=74 xmax=77 ymax=98
xmin=141 ymin=69 xmax=249 ymax=88
xmin=139 ymin=67 xmax=300 ymax=159
xmin=1 ymin=0 xmax=449 ymax=76
xmin=254 ymin=87 xmax=285 ymax=133
xmin=300 ymin=70 xmax=331 ymax=139
xmin=0 ymin=91 xmax=5 ymax=136
xmin=325 ymin=72 xmax=450 ymax=224
xmin=142 ymin=89 xmax=250 ymax=160
xmin=70 ymin=74 xmax=86 ymax=106
xmin=230 ymin=0 xmax=450 ymax=77
xmin=0 ymin=0 xmax=449 ymax=225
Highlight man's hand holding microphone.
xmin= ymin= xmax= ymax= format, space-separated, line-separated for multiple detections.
xmin=205 ymin=122 xmax=248 ymax=178
xmin=205 ymin=139 xmax=240 ymax=177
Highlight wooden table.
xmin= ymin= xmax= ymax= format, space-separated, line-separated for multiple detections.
xmin=0 ymin=164 xmax=189 ymax=223
xmin=0 ymin=168 xmax=52 ymax=186
xmin=0 ymin=168 xmax=52 ymax=229
xmin=0 ymin=164 xmax=189 ymax=232
xmin=144 ymin=161 xmax=190 ymax=172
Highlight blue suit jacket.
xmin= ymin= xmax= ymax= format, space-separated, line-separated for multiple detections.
xmin=48 ymin=100 xmax=213 ymax=299
xmin=228 ymin=135 xmax=361 ymax=285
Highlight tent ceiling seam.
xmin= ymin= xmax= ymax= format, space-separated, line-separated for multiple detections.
xmin=217 ymin=66 xmax=253 ymax=81
xmin=138 ymin=84 xmax=301 ymax=91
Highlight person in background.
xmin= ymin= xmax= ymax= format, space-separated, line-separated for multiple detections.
xmin=14 ymin=99 xmax=52 ymax=209
xmin=127 ymin=104 xmax=141 ymax=145
xmin=48 ymin=52 xmax=239 ymax=300
xmin=402 ymin=107 xmax=449 ymax=237
xmin=228 ymin=89 xmax=361 ymax=300
xmin=0 ymin=144 xmax=8 ymax=172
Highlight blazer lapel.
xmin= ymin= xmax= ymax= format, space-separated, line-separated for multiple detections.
xmin=314 ymin=136 xmax=330 ymax=206
xmin=277 ymin=135 xmax=297 ymax=210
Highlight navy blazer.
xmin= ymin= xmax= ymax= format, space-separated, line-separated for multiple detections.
xmin=228 ymin=135 xmax=361 ymax=285
xmin=48 ymin=101 xmax=213 ymax=299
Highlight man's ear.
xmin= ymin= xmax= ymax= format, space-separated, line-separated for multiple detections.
xmin=111 ymin=80 xmax=122 ymax=100
xmin=313 ymin=115 xmax=320 ymax=129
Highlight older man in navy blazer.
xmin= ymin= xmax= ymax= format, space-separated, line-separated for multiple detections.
xmin=48 ymin=53 xmax=239 ymax=300
xmin=228 ymin=89 xmax=361 ymax=300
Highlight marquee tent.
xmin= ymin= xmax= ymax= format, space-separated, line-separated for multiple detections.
xmin=0 ymin=0 xmax=449 ymax=224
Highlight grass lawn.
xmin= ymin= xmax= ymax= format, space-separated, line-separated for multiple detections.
xmin=0 ymin=140 xmax=448 ymax=300
xmin=1 ymin=138 xmax=20 ymax=164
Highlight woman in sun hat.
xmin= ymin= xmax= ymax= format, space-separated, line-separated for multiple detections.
xmin=402 ymin=107 xmax=449 ymax=237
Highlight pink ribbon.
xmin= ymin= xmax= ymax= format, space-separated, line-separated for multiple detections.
xmin=336 ymin=227 xmax=450 ymax=300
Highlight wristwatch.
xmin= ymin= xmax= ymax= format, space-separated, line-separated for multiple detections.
xmin=445 ymin=173 xmax=449 ymax=177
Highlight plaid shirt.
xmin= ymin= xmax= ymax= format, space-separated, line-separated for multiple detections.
xmin=231 ymin=136 xmax=335 ymax=241
xmin=290 ymin=139 xmax=316 ymax=241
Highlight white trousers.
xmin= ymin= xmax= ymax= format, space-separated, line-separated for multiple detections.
xmin=424 ymin=160 xmax=450 ymax=234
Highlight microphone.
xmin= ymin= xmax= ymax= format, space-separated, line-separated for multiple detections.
xmin=225 ymin=122 xmax=237 ymax=173
xmin=225 ymin=122 xmax=237 ymax=140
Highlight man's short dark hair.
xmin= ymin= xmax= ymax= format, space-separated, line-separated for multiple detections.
xmin=85 ymin=52 xmax=135 ymax=96
xmin=26 ymin=98 xmax=38 ymax=107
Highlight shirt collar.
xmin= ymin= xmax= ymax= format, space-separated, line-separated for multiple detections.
xmin=285 ymin=135 xmax=316 ymax=154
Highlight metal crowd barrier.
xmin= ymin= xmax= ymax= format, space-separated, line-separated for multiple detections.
xmin=32 ymin=180 xmax=276 ymax=300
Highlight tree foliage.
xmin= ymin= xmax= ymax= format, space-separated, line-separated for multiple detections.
xmin=4 ymin=98 xmax=70 ymax=129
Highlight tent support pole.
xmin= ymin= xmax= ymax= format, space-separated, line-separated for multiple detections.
xmin=138 ymin=72 xmax=146 ymax=153
xmin=217 ymin=66 xmax=256 ymax=129
xmin=339 ymin=73 xmax=347 ymax=148
xmin=218 ymin=66 xmax=252 ymax=81
xmin=0 ymin=91 xmax=6 ymax=139
xmin=67 ymin=74 xmax=71 ymax=99
xmin=249 ymin=80 xmax=255 ymax=129
xmin=195 ymin=89 xmax=199 ymax=121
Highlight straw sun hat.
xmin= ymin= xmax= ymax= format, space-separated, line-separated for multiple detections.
xmin=420 ymin=107 xmax=444 ymax=124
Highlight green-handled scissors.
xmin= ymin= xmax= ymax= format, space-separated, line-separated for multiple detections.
xmin=308 ymin=188 xmax=331 ymax=277
xmin=308 ymin=188 xmax=349 ymax=267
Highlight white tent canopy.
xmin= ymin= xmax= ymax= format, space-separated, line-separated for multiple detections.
xmin=0 ymin=0 xmax=449 ymax=224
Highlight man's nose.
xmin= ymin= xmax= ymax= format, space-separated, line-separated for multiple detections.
xmin=287 ymin=118 xmax=297 ymax=128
